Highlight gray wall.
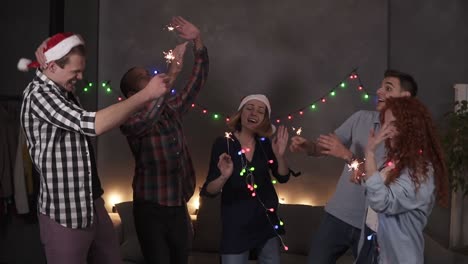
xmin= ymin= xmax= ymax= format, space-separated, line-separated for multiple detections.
xmin=97 ymin=0 xmax=387 ymax=210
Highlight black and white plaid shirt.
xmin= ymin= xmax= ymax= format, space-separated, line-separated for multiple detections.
xmin=21 ymin=71 xmax=96 ymax=228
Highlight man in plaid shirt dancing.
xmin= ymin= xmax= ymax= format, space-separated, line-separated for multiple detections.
xmin=119 ymin=16 xmax=209 ymax=264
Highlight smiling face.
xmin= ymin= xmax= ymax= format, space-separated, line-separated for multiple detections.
xmin=240 ymin=99 xmax=268 ymax=132
xmin=376 ymin=77 xmax=409 ymax=111
xmin=48 ymin=54 xmax=86 ymax=92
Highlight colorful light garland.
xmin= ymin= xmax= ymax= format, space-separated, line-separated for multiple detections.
xmin=230 ymin=135 xmax=289 ymax=251
xmin=180 ymin=69 xmax=371 ymax=123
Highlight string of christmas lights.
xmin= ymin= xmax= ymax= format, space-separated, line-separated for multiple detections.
xmin=183 ymin=68 xmax=371 ymax=123
xmin=78 ymin=68 xmax=372 ymax=125
xmin=229 ymin=135 xmax=290 ymax=251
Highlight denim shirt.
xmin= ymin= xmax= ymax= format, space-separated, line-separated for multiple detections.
xmin=360 ymin=167 xmax=435 ymax=264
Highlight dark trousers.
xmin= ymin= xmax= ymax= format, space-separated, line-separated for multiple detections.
xmin=307 ymin=212 xmax=361 ymax=264
xmin=133 ymin=200 xmax=191 ymax=264
xmin=355 ymin=225 xmax=379 ymax=264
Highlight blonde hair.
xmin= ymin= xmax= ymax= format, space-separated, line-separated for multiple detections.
xmin=226 ymin=106 xmax=274 ymax=138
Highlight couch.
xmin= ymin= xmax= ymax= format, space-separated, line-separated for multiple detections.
xmin=110 ymin=196 xmax=468 ymax=264
xmin=111 ymin=195 xmax=353 ymax=264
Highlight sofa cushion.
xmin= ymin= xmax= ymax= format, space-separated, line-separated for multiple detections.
xmin=115 ymin=201 xmax=146 ymax=263
xmin=109 ymin=212 xmax=124 ymax=244
xmin=278 ymin=204 xmax=325 ymax=255
xmin=121 ymin=235 xmax=145 ymax=264
xmin=192 ymin=195 xmax=222 ymax=252
xmin=115 ymin=201 xmax=137 ymax=241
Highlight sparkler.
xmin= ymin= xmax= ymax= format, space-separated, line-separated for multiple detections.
xmin=292 ymin=127 xmax=303 ymax=136
xmin=164 ymin=24 xmax=180 ymax=32
xmin=347 ymin=158 xmax=365 ymax=183
xmin=224 ymin=132 xmax=234 ymax=154
xmin=163 ymin=49 xmax=175 ymax=65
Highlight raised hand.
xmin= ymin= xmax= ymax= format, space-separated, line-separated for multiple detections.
xmin=289 ymin=136 xmax=311 ymax=154
xmin=316 ymin=133 xmax=350 ymax=159
xmin=171 ymin=16 xmax=200 ymax=40
xmin=366 ymin=123 xmax=397 ymax=154
xmin=35 ymin=38 xmax=50 ymax=69
xmin=168 ymin=41 xmax=188 ymax=76
xmin=218 ymin=153 xmax=233 ymax=179
xmin=144 ymin=73 xmax=170 ymax=100
xmin=272 ymin=126 xmax=289 ymax=158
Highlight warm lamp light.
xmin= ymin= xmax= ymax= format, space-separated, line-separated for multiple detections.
xmin=297 ymin=199 xmax=315 ymax=206
xmin=194 ymin=197 xmax=200 ymax=210
xmin=108 ymin=193 xmax=122 ymax=212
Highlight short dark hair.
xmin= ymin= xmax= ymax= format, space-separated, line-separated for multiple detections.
xmin=120 ymin=67 xmax=138 ymax=98
xmin=55 ymin=45 xmax=86 ymax=68
xmin=384 ymin=69 xmax=418 ymax=97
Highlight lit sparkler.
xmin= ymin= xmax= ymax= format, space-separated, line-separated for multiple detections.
xmin=225 ymin=132 xmax=234 ymax=154
xmin=292 ymin=127 xmax=303 ymax=136
xmin=347 ymin=158 xmax=365 ymax=183
xmin=165 ymin=24 xmax=180 ymax=31
xmin=163 ymin=49 xmax=175 ymax=65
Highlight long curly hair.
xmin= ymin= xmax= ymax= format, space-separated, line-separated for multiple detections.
xmin=381 ymin=97 xmax=449 ymax=206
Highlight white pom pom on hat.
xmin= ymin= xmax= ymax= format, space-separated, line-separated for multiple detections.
xmin=17 ymin=58 xmax=37 ymax=72
xmin=17 ymin=32 xmax=84 ymax=72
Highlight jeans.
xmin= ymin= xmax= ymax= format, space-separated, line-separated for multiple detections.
xmin=307 ymin=212 xmax=361 ymax=264
xmin=221 ymin=237 xmax=281 ymax=264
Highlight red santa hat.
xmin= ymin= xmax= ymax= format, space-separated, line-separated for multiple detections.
xmin=17 ymin=32 xmax=84 ymax=72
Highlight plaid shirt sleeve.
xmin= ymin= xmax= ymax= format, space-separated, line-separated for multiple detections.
xmin=121 ymin=47 xmax=209 ymax=137
xmin=120 ymin=98 xmax=164 ymax=137
xmin=30 ymin=86 xmax=96 ymax=136
xmin=167 ymin=46 xmax=209 ymax=114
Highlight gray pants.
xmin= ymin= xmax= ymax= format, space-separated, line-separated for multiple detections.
xmin=221 ymin=237 xmax=281 ymax=264
xmin=38 ymin=198 xmax=122 ymax=264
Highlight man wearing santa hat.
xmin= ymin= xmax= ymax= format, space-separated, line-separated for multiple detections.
xmin=19 ymin=32 xmax=170 ymax=264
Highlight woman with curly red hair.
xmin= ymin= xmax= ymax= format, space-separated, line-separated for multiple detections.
xmin=356 ymin=97 xmax=449 ymax=264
